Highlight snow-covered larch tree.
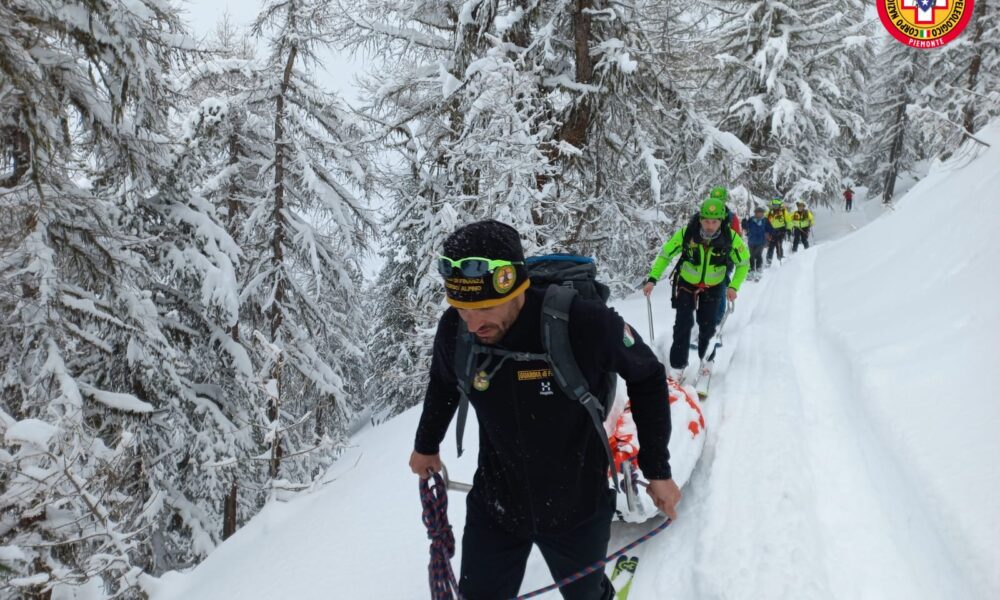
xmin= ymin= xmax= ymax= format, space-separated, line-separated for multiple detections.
xmin=0 ymin=0 xmax=220 ymax=595
xmin=917 ymin=0 xmax=1000 ymax=154
xmin=706 ymin=0 xmax=871 ymax=205
xmin=244 ymin=0 xmax=375 ymax=483
xmin=160 ymin=16 xmax=302 ymax=546
xmin=344 ymin=0 xmax=750 ymax=417
xmin=863 ymin=37 xmax=931 ymax=203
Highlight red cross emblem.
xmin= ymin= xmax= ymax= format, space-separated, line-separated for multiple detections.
xmin=901 ymin=0 xmax=949 ymax=24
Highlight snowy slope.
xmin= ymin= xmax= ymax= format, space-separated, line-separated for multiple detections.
xmin=148 ymin=124 xmax=1000 ymax=600
xmin=628 ymin=126 xmax=1000 ymax=600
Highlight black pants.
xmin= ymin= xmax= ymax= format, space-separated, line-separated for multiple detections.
xmin=792 ymin=227 xmax=810 ymax=251
xmin=845 ymin=199 xmax=852 ymax=212
xmin=766 ymin=231 xmax=785 ymax=262
xmin=459 ymin=493 xmax=615 ymax=600
xmin=748 ymin=244 xmax=764 ymax=271
xmin=669 ymin=283 xmax=722 ymax=369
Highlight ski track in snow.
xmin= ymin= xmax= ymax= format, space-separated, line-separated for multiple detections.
xmin=637 ymin=253 xmax=833 ymax=599
xmin=630 ymin=232 xmax=977 ymax=599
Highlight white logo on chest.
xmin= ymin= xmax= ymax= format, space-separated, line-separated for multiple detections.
xmin=539 ymin=381 xmax=554 ymax=396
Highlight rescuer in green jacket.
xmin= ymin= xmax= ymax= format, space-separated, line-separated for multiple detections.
xmin=765 ymin=198 xmax=792 ymax=265
xmin=790 ymin=200 xmax=815 ymax=252
xmin=642 ymin=198 xmax=750 ymax=380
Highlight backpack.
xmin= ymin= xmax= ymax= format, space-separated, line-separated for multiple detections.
xmin=453 ymin=254 xmax=621 ymax=487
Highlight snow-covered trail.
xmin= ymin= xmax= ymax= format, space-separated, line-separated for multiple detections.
xmin=623 ymin=168 xmax=1000 ymax=599
xmin=628 ymin=244 xmax=975 ymax=599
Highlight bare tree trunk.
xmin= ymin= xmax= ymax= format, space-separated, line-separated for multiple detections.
xmin=883 ymin=103 xmax=907 ymax=204
xmin=222 ymin=481 xmax=238 ymax=540
xmin=442 ymin=4 xmax=487 ymax=210
xmin=314 ymin=400 xmax=324 ymax=442
xmin=558 ymin=0 xmax=594 ymax=149
xmin=1 ymin=127 xmax=31 ymax=188
xmin=227 ymin=130 xmax=243 ymax=341
xmin=268 ymin=31 xmax=298 ymax=479
xmin=960 ymin=6 xmax=986 ymax=140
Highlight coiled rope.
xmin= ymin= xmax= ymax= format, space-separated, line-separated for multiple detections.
xmin=420 ymin=473 xmax=461 ymax=599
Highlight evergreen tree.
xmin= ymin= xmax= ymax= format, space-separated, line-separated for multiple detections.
xmin=644 ymin=0 xmax=756 ymax=214
xmin=336 ymin=0 xmax=495 ymax=419
xmin=245 ymin=0 xmax=374 ymax=481
xmin=345 ymin=0 xmax=760 ymax=417
xmin=864 ymin=37 xmax=930 ymax=203
xmin=0 ymin=0 xmax=210 ymax=594
xmin=917 ymin=0 xmax=1000 ymax=154
xmin=706 ymin=0 xmax=871 ymax=205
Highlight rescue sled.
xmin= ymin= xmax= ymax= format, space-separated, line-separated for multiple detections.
xmin=605 ymin=378 xmax=706 ymax=522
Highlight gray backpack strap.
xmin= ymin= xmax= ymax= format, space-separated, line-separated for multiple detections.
xmin=454 ymin=329 xmax=475 ymax=458
xmin=454 ymin=330 xmax=547 ymax=457
xmin=540 ymin=284 xmax=619 ymax=491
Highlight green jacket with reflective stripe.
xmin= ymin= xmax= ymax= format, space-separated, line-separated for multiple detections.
xmin=790 ymin=209 xmax=814 ymax=229
xmin=647 ymin=227 xmax=750 ymax=290
xmin=767 ymin=208 xmax=792 ymax=230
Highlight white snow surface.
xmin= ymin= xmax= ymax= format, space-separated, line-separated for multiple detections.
xmin=149 ymin=123 xmax=1000 ymax=599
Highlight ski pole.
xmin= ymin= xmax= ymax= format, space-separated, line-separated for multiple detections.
xmin=645 ymin=295 xmax=655 ymax=342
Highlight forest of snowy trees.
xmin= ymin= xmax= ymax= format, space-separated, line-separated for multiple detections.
xmin=1 ymin=0 xmax=997 ymax=597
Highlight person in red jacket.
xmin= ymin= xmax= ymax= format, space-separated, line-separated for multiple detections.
xmin=843 ymin=186 xmax=854 ymax=212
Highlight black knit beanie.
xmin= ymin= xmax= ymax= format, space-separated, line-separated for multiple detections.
xmin=440 ymin=220 xmax=530 ymax=309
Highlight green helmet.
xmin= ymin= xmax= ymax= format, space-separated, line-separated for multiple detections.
xmin=709 ymin=186 xmax=728 ymax=201
xmin=700 ymin=198 xmax=726 ymax=220
xmin=770 ymin=198 xmax=783 ymax=207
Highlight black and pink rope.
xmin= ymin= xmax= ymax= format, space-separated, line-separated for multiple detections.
xmin=420 ymin=472 xmax=672 ymax=600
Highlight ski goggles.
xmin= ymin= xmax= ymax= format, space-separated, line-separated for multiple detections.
xmin=437 ymin=256 xmax=523 ymax=278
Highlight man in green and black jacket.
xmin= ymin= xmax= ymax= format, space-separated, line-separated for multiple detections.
xmin=642 ymin=198 xmax=750 ymax=378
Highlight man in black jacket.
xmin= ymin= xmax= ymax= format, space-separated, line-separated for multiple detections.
xmin=409 ymin=220 xmax=680 ymax=600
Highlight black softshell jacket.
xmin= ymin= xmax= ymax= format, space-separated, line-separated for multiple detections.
xmin=414 ymin=287 xmax=672 ymax=536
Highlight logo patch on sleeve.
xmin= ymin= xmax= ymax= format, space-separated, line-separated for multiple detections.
xmin=623 ymin=324 xmax=635 ymax=348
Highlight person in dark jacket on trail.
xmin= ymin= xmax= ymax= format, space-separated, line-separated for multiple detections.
xmin=410 ymin=220 xmax=680 ymax=600
xmin=741 ymin=206 xmax=768 ymax=280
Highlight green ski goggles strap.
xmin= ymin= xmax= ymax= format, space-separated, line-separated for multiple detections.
xmin=437 ymin=256 xmax=523 ymax=278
